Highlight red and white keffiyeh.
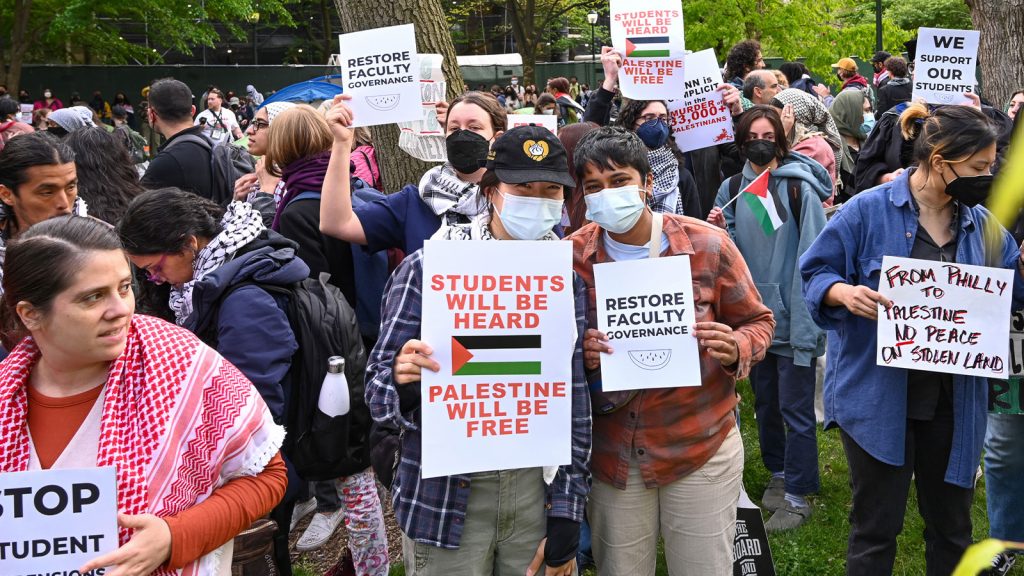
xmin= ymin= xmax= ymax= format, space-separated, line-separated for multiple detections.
xmin=0 ymin=314 xmax=284 ymax=575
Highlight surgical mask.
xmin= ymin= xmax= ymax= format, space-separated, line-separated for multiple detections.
xmin=43 ymin=91 xmax=52 ymax=98
xmin=445 ymin=129 xmax=490 ymax=174
xmin=496 ymin=191 xmax=562 ymax=240
xmin=511 ymin=79 xmax=518 ymax=85
xmin=943 ymin=164 xmax=993 ymax=208
xmin=860 ymin=113 xmax=875 ymax=135
xmin=541 ymin=108 xmax=555 ymax=115
xmin=585 ymin=185 xmax=646 ymax=234
xmin=744 ymin=139 xmax=778 ymax=166
xmin=636 ymin=119 xmax=670 ymax=149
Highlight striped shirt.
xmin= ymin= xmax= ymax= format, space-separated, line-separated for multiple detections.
xmin=569 ymin=214 xmax=775 ymax=489
xmin=365 ymin=248 xmax=592 ymax=549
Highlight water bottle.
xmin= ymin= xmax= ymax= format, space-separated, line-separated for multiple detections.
xmin=317 ymin=356 xmax=350 ymax=417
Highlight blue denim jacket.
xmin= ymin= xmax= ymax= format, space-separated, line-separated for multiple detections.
xmin=800 ymin=170 xmax=1024 ymax=487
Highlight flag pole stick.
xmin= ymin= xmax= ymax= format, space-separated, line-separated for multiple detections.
xmin=720 ymin=190 xmax=744 ymax=210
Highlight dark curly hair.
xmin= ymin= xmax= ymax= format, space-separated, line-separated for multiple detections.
xmin=613 ymin=99 xmax=667 ymax=131
xmin=725 ymin=40 xmax=762 ymax=81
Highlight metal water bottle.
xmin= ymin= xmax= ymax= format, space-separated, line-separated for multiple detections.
xmin=317 ymin=356 xmax=350 ymax=417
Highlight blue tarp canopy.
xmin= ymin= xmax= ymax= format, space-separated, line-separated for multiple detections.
xmin=259 ymin=77 xmax=343 ymax=108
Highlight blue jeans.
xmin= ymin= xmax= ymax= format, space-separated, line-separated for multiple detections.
xmin=985 ymin=413 xmax=1024 ymax=541
xmin=750 ymin=352 xmax=820 ymax=495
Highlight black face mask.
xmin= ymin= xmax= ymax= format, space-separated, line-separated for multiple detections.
xmin=445 ymin=129 xmax=490 ymax=174
xmin=744 ymin=139 xmax=778 ymax=166
xmin=943 ymin=165 xmax=993 ymax=208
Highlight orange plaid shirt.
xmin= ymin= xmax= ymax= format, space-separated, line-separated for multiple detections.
xmin=569 ymin=214 xmax=775 ymax=489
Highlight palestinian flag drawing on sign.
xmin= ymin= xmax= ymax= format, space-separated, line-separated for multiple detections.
xmin=451 ymin=335 xmax=542 ymax=376
xmin=625 ymin=37 xmax=671 ymax=58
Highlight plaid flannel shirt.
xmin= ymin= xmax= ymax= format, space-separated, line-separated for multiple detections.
xmin=569 ymin=214 xmax=775 ymax=489
xmin=365 ymin=248 xmax=592 ymax=549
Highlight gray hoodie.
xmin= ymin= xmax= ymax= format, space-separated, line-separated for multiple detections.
xmin=715 ymin=152 xmax=831 ymax=365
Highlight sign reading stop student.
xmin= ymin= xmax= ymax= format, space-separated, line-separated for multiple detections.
xmin=420 ymin=240 xmax=576 ymax=478
xmin=0 ymin=466 xmax=118 ymax=574
xmin=609 ymin=0 xmax=686 ymax=100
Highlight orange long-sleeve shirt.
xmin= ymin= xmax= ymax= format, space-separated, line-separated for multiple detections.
xmin=27 ymin=383 xmax=288 ymax=569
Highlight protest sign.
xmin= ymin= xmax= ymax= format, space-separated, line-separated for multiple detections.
xmin=988 ymin=309 xmax=1024 ymax=415
xmin=594 ymin=256 xmax=700 ymax=391
xmin=733 ymin=487 xmax=777 ymax=576
xmin=420 ymin=240 xmax=576 ymax=478
xmin=668 ymin=49 xmax=733 ymax=152
xmin=398 ymin=53 xmax=447 ymax=162
xmin=509 ymin=114 xmax=558 ymax=135
xmin=339 ymin=24 xmax=420 ymax=127
xmin=0 ymin=467 xmax=117 ymax=574
xmin=609 ymin=0 xmax=686 ymax=100
xmin=912 ymin=27 xmax=980 ymax=105
xmin=876 ymin=256 xmax=1013 ymax=378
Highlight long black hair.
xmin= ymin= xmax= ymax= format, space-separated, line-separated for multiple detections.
xmin=118 ymin=188 xmax=224 ymax=255
xmin=65 ymin=127 xmax=144 ymax=225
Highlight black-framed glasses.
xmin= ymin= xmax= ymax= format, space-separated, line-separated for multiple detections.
xmin=635 ymin=113 xmax=669 ymax=126
xmin=250 ymin=120 xmax=270 ymax=133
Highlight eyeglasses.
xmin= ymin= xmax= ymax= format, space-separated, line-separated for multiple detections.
xmin=144 ymin=253 xmax=169 ymax=283
xmin=636 ymin=113 xmax=669 ymax=126
xmin=250 ymin=119 xmax=270 ymax=133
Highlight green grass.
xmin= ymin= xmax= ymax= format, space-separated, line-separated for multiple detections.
xmin=386 ymin=378 xmax=1020 ymax=575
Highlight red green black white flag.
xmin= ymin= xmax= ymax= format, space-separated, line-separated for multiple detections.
xmin=451 ymin=335 xmax=542 ymax=376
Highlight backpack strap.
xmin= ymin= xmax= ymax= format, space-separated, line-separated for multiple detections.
xmin=727 ymin=173 xmax=743 ymax=201
xmin=289 ymin=191 xmax=323 ymax=204
xmin=165 ymin=132 xmax=214 ymax=151
xmin=788 ymin=180 xmax=802 ymax=231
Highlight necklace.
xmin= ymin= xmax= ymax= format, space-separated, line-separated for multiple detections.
xmin=912 ymin=190 xmax=952 ymax=212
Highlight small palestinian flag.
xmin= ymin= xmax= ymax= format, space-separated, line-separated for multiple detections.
xmin=451 ymin=335 xmax=542 ymax=376
xmin=625 ymin=37 xmax=671 ymax=58
xmin=741 ymin=169 xmax=786 ymax=235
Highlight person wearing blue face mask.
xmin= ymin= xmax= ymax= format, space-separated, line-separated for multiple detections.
xmin=609 ymin=99 xmax=703 ymax=220
xmin=568 ymin=126 xmax=775 ymax=576
xmin=364 ymin=125 xmax=592 ymax=576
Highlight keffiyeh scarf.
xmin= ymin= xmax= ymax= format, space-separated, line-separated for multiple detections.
xmin=647 ymin=146 xmax=683 ymax=215
xmin=773 ymin=89 xmax=844 ymax=176
xmin=0 ymin=315 xmax=284 ymax=575
xmin=170 ymin=201 xmax=265 ymax=325
xmin=438 ymin=210 xmax=561 ymax=242
xmin=420 ymin=164 xmax=487 ymax=238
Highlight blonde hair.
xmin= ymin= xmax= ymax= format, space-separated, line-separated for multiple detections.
xmin=264 ymin=104 xmax=334 ymax=177
xmin=353 ymin=127 xmax=373 ymax=148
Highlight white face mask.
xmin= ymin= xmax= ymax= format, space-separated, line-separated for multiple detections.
xmin=496 ymin=190 xmax=563 ymax=240
xmin=584 ymin=185 xmax=646 ymax=234
xmin=541 ymin=109 xmax=555 ymax=115
xmin=43 ymin=91 xmax=52 ymax=98
xmin=511 ymin=79 xmax=518 ymax=85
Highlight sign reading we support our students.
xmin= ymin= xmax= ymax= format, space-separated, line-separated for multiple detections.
xmin=609 ymin=0 xmax=686 ymax=100
xmin=420 ymin=240 xmax=576 ymax=478
xmin=668 ymin=49 xmax=734 ymax=153
xmin=913 ymin=27 xmax=980 ymax=105
xmin=594 ymin=256 xmax=701 ymax=391
xmin=339 ymin=24 xmax=421 ymax=127
xmin=0 ymin=467 xmax=118 ymax=574
xmin=876 ymin=256 xmax=1013 ymax=378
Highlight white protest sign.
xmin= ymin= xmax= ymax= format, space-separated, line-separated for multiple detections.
xmin=913 ymin=27 xmax=980 ymax=105
xmin=609 ymin=0 xmax=686 ymax=100
xmin=595 ymin=256 xmax=700 ymax=391
xmin=989 ymin=309 xmax=1024 ymax=415
xmin=668 ymin=49 xmax=733 ymax=153
xmin=508 ymin=114 xmax=558 ymax=135
xmin=420 ymin=240 xmax=576 ymax=478
xmin=399 ymin=53 xmax=448 ymax=162
xmin=876 ymin=256 xmax=1013 ymax=377
xmin=0 ymin=467 xmax=118 ymax=574
xmin=339 ymin=24 xmax=420 ymax=127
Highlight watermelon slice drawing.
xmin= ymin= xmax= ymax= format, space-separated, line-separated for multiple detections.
xmin=628 ymin=349 xmax=672 ymax=370
xmin=366 ymin=94 xmax=400 ymax=111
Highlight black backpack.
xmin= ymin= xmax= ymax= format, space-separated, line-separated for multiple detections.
xmin=206 ymin=272 xmax=371 ymax=481
xmin=165 ymin=133 xmax=254 ymax=206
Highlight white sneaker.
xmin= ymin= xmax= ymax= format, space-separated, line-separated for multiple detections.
xmin=295 ymin=508 xmax=345 ymax=552
xmin=289 ymin=497 xmax=317 ymax=532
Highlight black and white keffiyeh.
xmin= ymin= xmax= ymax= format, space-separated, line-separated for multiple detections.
xmin=646 ymin=146 xmax=683 ymax=215
xmin=773 ymin=88 xmax=843 ymax=175
xmin=437 ymin=210 xmax=560 ymax=242
xmin=169 ymin=201 xmax=265 ymax=325
xmin=419 ymin=164 xmax=487 ymax=238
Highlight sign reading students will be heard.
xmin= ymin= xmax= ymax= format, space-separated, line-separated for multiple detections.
xmin=876 ymin=256 xmax=1013 ymax=378
xmin=0 ymin=467 xmax=118 ymax=575
xmin=419 ymin=240 xmax=576 ymax=478
xmin=609 ymin=0 xmax=686 ymax=100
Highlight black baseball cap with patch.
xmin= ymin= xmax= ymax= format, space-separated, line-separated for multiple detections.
xmin=485 ymin=125 xmax=576 ymax=187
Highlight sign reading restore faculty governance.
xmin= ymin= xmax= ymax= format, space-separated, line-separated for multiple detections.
xmin=339 ymin=24 xmax=421 ymax=127
xmin=594 ymin=256 xmax=701 ymax=391
xmin=876 ymin=256 xmax=1013 ymax=378
xmin=0 ymin=466 xmax=118 ymax=575
xmin=420 ymin=240 xmax=576 ymax=478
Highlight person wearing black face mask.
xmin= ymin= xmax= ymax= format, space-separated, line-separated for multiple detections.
xmin=319 ymin=91 xmax=507 ymax=257
xmin=613 ymin=98 xmax=702 ymax=218
xmin=801 ymin=102 xmax=1024 ymax=576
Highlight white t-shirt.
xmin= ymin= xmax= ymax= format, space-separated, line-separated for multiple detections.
xmin=194 ymin=107 xmax=240 ymax=144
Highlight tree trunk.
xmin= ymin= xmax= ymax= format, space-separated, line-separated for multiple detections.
xmin=966 ymin=0 xmax=1024 ymax=109
xmin=334 ymin=0 xmax=465 ymax=193
xmin=3 ymin=0 xmax=34 ymax=94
